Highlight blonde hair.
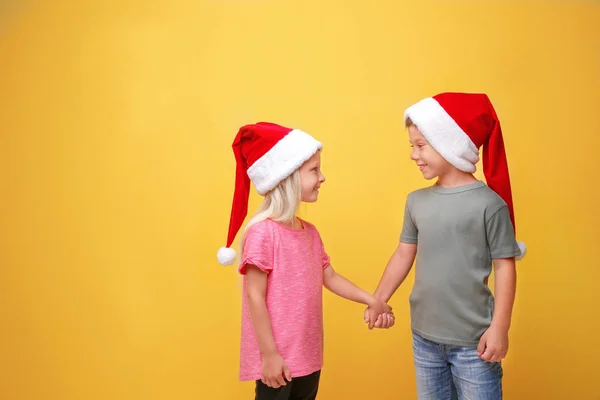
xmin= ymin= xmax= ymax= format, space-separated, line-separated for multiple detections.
xmin=239 ymin=169 xmax=302 ymax=256
xmin=405 ymin=117 xmax=415 ymax=128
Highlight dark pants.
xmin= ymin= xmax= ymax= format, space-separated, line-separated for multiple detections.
xmin=255 ymin=370 xmax=321 ymax=400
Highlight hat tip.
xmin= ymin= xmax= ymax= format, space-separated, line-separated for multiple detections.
xmin=515 ymin=241 xmax=527 ymax=261
xmin=217 ymin=247 xmax=237 ymax=266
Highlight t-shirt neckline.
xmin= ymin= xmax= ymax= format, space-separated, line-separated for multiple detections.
xmin=268 ymin=218 xmax=306 ymax=232
xmin=431 ymin=180 xmax=485 ymax=194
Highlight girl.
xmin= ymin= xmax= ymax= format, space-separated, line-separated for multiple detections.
xmin=217 ymin=122 xmax=392 ymax=400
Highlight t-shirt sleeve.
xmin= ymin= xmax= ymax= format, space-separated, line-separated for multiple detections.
xmin=313 ymin=227 xmax=331 ymax=269
xmin=400 ymin=194 xmax=418 ymax=244
xmin=485 ymin=205 xmax=521 ymax=259
xmin=239 ymin=222 xmax=274 ymax=275
xmin=319 ymin=237 xmax=331 ymax=270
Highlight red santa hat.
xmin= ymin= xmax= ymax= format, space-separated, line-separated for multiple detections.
xmin=217 ymin=122 xmax=323 ymax=266
xmin=404 ymin=92 xmax=526 ymax=260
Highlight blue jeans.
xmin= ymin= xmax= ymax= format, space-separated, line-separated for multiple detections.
xmin=412 ymin=333 xmax=503 ymax=400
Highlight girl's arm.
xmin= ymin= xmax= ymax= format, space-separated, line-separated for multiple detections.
xmin=323 ymin=265 xmax=392 ymax=329
xmin=373 ymin=241 xmax=417 ymax=302
xmin=245 ymin=265 xmax=291 ymax=388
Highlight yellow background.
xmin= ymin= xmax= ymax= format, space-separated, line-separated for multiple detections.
xmin=1 ymin=1 xmax=599 ymax=399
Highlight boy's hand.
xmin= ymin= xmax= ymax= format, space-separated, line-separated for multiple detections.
xmin=365 ymin=297 xmax=393 ymax=329
xmin=261 ymin=353 xmax=291 ymax=388
xmin=477 ymin=325 xmax=509 ymax=362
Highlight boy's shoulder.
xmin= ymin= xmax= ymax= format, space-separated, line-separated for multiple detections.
xmin=461 ymin=183 xmax=508 ymax=214
xmin=476 ymin=184 xmax=508 ymax=207
xmin=406 ymin=186 xmax=432 ymax=198
xmin=405 ymin=185 xmax=438 ymax=205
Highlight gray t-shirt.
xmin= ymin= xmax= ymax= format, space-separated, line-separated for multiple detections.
xmin=400 ymin=181 xmax=521 ymax=347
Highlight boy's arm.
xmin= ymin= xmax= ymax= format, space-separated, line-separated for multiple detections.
xmin=490 ymin=257 xmax=517 ymax=330
xmin=323 ymin=265 xmax=392 ymax=329
xmin=477 ymin=257 xmax=517 ymax=362
xmin=373 ymin=241 xmax=417 ymax=302
xmin=245 ymin=265 xmax=291 ymax=387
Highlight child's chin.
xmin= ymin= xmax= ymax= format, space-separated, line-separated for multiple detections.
xmin=302 ymin=194 xmax=319 ymax=203
xmin=422 ymin=172 xmax=437 ymax=180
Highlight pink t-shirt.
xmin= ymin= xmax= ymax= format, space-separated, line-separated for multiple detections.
xmin=238 ymin=218 xmax=330 ymax=381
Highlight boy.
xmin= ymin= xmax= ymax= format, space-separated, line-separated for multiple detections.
xmin=369 ymin=92 xmax=526 ymax=399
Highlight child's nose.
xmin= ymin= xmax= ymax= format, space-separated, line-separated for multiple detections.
xmin=320 ymin=172 xmax=326 ymax=183
xmin=410 ymin=149 xmax=419 ymax=160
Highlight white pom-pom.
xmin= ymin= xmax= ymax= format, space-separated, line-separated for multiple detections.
xmin=217 ymin=247 xmax=237 ymax=266
xmin=516 ymin=241 xmax=527 ymax=261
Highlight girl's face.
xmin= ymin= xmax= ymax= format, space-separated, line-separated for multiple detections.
xmin=408 ymin=125 xmax=453 ymax=180
xmin=299 ymin=151 xmax=325 ymax=203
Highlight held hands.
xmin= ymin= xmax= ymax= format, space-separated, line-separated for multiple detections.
xmin=364 ymin=296 xmax=395 ymax=330
xmin=261 ymin=353 xmax=291 ymax=388
xmin=477 ymin=324 xmax=509 ymax=362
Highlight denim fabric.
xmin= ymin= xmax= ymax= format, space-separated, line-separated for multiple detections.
xmin=413 ymin=333 xmax=503 ymax=400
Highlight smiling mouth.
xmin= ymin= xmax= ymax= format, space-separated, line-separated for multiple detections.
xmin=418 ymin=164 xmax=427 ymax=171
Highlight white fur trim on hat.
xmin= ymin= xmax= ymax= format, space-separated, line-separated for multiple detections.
xmin=404 ymin=97 xmax=480 ymax=172
xmin=247 ymin=129 xmax=322 ymax=195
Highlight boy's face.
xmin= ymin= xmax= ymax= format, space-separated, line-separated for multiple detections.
xmin=408 ymin=125 xmax=452 ymax=180
xmin=299 ymin=151 xmax=325 ymax=203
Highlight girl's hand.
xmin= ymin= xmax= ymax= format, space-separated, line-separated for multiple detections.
xmin=477 ymin=325 xmax=509 ymax=362
xmin=261 ymin=353 xmax=291 ymax=388
xmin=365 ymin=310 xmax=395 ymax=329
xmin=365 ymin=297 xmax=393 ymax=329
xmin=377 ymin=312 xmax=395 ymax=329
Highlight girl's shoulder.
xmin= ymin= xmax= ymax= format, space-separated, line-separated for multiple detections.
xmin=300 ymin=218 xmax=322 ymax=234
xmin=300 ymin=218 xmax=315 ymax=229
xmin=245 ymin=219 xmax=275 ymax=237
xmin=299 ymin=219 xmax=324 ymax=241
xmin=247 ymin=218 xmax=320 ymax=237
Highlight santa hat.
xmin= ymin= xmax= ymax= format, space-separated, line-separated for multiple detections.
xmin=217 ymin=122 xmax=322 ymax=266
xmin=404 ymin=92 xmax=526 ymax=260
